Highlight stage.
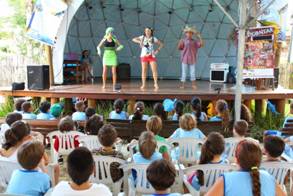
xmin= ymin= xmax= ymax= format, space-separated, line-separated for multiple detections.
xmin=0 ymin=80 xmax=292 ymax=101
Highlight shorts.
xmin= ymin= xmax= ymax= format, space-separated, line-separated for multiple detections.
xmin=140 ymin=55 xmax=156 ymax=63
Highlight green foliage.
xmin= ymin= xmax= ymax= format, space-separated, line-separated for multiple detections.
xmin=96 ymin=100 xmax=113 ymax=119
xmin=0 ymin=96 xmax=14 ymax=117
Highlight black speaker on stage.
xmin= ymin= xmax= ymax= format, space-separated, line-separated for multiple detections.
xmin=27 ymin=65 xmax=50 ymax=90
xmin=117 ymin=63 xmax=130 ymax=81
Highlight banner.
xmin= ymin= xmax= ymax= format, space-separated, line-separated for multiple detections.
xmin=27 ymin=0 xmax=68 ymax=46
xmin=243 ymin=26 xmax=275 ymax=79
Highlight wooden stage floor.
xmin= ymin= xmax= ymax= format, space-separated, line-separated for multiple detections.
xmin=0 ymin=80 xmax=292 ymax=101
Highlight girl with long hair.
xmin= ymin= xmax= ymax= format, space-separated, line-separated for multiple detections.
xmin=132 ymin=27 xmax=163 ymax=90
xmin=190 ymin=97 xmax=208 ymax=122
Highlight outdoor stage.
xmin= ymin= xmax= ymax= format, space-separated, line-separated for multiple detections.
xmin=0 ymin=80 xmax=292 ymax=101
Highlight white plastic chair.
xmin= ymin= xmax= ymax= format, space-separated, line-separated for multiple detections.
xmin=0 ymin=158 xmax=21 ymax=190
xmin=47 ymin=131 xmax=85 ymax=163
xmin=169 ymin=138 xmax=204 ymax=165
xmin=224 ymin=138 xmax=242 ymax=162
xmin=121 ymin=163 xmax=155 ymax=196
xmin=261 ymin=162 xmax=293 ymax=193
xmin=78 ymin=135 xmax=101 ymax=151
xmin=180 ymin=164 xmax=237 ymax=195
xmin=91 ymin=155 xmax=126 ymax=196
xmin=0 ymin=134 xmax=4 ymax=146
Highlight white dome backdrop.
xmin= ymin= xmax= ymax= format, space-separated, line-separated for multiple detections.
xmin=60 ymin=0 xmax=239 ymax=82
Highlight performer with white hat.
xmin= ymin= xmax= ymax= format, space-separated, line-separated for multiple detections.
xmin=178 ymin=26 xmax=203 ymax=89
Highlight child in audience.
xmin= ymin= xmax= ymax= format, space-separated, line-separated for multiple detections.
xmin=172 ymin=100 xmax=184 ymax=121
xmin=133 ymin=131 xmax=162 ymax=164
xmin=50 ymin=103 xmax=63 ymax=119
xmin=21 ymin=101 xmax=37 ymax=120
xmin=190 ymin=97 xmax=207 ymax=122
xmin=129 ymin=101 xmax=149 ymax=120
xmin=109 ymin=98 xmax=128 ymax=120
xmin=188 ymin=132 xmax=228 ymax=190
xmin=206 ymin=140 xmax=286 ymax=196
xmin=37 ymin=101 xmax=55 ymax=120
xmin=51 ymin=147 xmax=112 ymax=196
xmin=240 ymin=104 xmax=253 ymax=123
xmin=153 ymin=102 xmax=168 ymax=121
xmin=85 ymin=107 xmax=96 ymax=119
xmin=85 ymin=114 xmax=103 ymax=135
xmin=14 ymin=98 xmax=25 ymax=114
xmin=72 ymin=101 xmax=87 ymax=121
xmin=283 ymin=102 xmax=293 ymax=127
xmin=95 ymin=124 xmax=124 ymax=182
xmin=54 ymin=116 xmax=79 ymax=152
xmin=147 ymin=159 xmax=185 ymax=196
xmin=0 ymin=112 xmax=22 ymax=136
xmin=146 ymin=116 xmax=170 ymax=160
xmin=263 ymin=135 xmax=285 ymax=162
xmin=233 ymin=120 xmax=248 ymax=139
xmin=209 ymin=99 xmax=231 ymax=127
xmin=169 ymin=113 xmax=205 ymax=140
xmin=6 ymin=141 xmax=51 ymax=196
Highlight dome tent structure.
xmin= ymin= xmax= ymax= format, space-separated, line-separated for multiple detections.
xmin=54 ymin=0 xmax=239 ymax=83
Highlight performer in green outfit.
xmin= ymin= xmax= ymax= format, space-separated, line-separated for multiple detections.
xmin=97 ymin=27 xmax=123 ymax=89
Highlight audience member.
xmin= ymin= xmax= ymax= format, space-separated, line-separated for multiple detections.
xmin=85 ymin=107 xmax=96 ymax=119
xmin=146 ymin=116 xmax=170 ymax=160
xmin=95 ymin=124 xmax=124 ymax=182
xmin=6 ymin=141 xmax=51 ymax=196
xmin=14 ymin=98 xmax=25 ymax=114
xmin=129 ymin=101 xmax=149 ymax=121
xmin=50 ymin=103 xmax=63 ymax=119
xmin=190 ymin=97 xmax=207 ymax=122
xmin=37 ymin=101 xmax=55 ymax=120
xmin=263 ymin=135 xmax=285 ymax=162
xmin=21 ymin=101 xmax=37 ymax=120
xmin=153 ymin=102 xmax=168 ymax=121
xmin=109 ymin=98 xmax=128 ymax=120
xmin=206 ymin=139 xmax=286 ymax=196
xmin=172 ymin=100 xmax=184 ymax=121
xmin=283 ymin=102 xmax=293 ymax=127
xmin=51 ymin=147 xmax=112 ymax=196
xmin=209 ymin=99 xmax=231 ymax=128
xmin=241 ymin=104 xmax=253 ymax=123
xmin=85 ymin=114 xmax=103 ymax=135
xmin=188 ymin=132 xmax=228 ymax=190
xmin=0 ymin=112 xmax=22 ymax=136
xmin=72 ymin=101 xmax=87 ymax=121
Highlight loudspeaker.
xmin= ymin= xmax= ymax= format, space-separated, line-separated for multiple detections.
xmin=117 ymin=63 xmax=130 ymax=81
xmin=27 ymin=65 xmax=50 ymax=90
xmin=12 ymin=82 xmax=25 ymax=90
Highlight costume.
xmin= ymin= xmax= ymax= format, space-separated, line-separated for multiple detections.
xmin=139 ymin=35 xmax=158 ymax=63
xmin=178 ymin=26 xmax=202 ymax=82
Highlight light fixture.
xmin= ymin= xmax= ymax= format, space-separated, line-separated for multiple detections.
xmin=208 ymin=3 xmax=213 ymax=12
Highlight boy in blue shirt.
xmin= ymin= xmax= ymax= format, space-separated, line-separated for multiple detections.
xmin=37 ymin=101 xmax=55 ymax=120
xmin=21 ymin=101 xmax=37 ymax=120
xmin=109 ymin=98 xmax=128 ymax=120
xmin=72 ymin=101 xmax=87 ymax=121
xmin=6 ymin=141 xmax=51 ymax=196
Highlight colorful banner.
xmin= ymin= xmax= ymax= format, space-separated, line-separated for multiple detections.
xmin=243 ymin=26 xmax=275 ymax=79
xmin=26 ymin=0 xmax=68 ymax=46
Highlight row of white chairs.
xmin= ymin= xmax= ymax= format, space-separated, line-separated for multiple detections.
xmin=1 ymin=156 xmax=292 ymax=196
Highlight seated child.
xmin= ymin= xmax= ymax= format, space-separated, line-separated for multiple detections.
xmin=72 ymin=101 xmax=87 ymax=121
xmin=169 ymin=113 xmax=205 ymax=140
xmin=51 ymin=147 xmax=112 ymax=196
xmin=85 ymin=107 xmax=96 ymax=119
xmin=188 ymin=132 xmax=228 ymax=190
xmin=190 ymin=97 xmax=207 ymax=122
xmin=133 ymin=131 xmax=162 ymax=164
xmin=283 ymin=102 xmax=293 ymax=127
xmin=6 ymin=141 xmax=51 ymax=196
xmin=146 ymin=159 xmax=187 ymax=196
xmin=37 ymin=101 xmax=55 ymax=120
xmin=153 ymin=102 xmax=168 ymax=121
xmin=95 ymin=124 xmax=124 ymax=182
xmin=21 ymin=101 xmax=37 ymax=120
xmin=0 ymin=112 xmax=22 ymax=136
xmin=263 ymin=135 xmax=285 ymax=162
xmin=85 ymin=114 xmax=103 ymax=135
xmin=206 ymin=140 xmax=286 ymax=196
xmin=13 ymin=98 xmax=25 ymax=114
xmin=209 ymin=99 xmax=230 ymax=128
xmin=172 ymin=100 xmax=184 ymax=121
xmin=146 ymin=115 xmax=170 ymax=160
xmin=50 ymin=103 xmax=63 ymax=119
xmin=109 ymin=98 xmax=128 ymax=120
xmin=233 ymin=120 xmax=248 ymax=139
xmin=54 ymin=116 xmax=79 ymax=152
xmin=129 ymin=101 xmax=149 ymax=121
